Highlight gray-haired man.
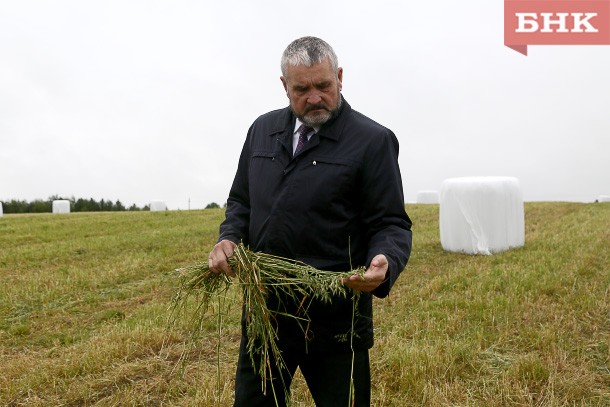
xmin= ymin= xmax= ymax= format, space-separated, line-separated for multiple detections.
xmin=209 ymin=36 xmax=412 ymax=406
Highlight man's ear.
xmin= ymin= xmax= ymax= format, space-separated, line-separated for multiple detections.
xmin=337 ymin=67 xmax=343 ymax=91
xmin=280 ymin=76 xmax=288 ymax=94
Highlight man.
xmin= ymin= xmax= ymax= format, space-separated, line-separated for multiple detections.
xmin=208 ymin=36 xmax=412 ymax=406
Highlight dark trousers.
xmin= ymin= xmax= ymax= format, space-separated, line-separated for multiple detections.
xmin=233 ymin=335 xmax=371 ymax=406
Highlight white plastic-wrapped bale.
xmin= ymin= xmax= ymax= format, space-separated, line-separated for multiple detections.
xmin=52 ymin=200 xmax=71 ymax=214
xmin=0 ymin=202 xmax=3 ymax=217
xmin=440 ymin=176 xmax=524 ymax=255
xmin=150 ymin=200 xmax=168 ymax=211
xmin=598 ymin=195 xmax=610 ymax=202
xmin=416 ymin=190 xmax=439 ymax=204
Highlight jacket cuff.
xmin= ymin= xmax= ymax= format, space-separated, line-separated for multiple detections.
xmin=217 ymin=235 xmax=241 ymax=246
xmin=371 ymin=272 xmax=391 ymax=298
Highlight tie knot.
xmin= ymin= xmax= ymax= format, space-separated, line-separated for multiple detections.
xmin=297 ymin=124 xmax=314 ymax=136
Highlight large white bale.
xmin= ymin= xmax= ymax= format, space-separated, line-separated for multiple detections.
xmin=52 ymin=200 xmax=71 ymax=214
xmin=416 ymin=190 xmax=439 ymax=204
xmin=440 ymin=176 xmax=524 ymax=255
xmin=598 ymin=195 xmax=610 ymax=202
xmin=0 ymin=202 xmax=3 ymax=217
xmin=150 ymin=200 xmax=168 ymax=211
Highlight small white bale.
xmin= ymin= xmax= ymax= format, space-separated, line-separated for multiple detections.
xmin=440 ymin=176 xmax=524 ymax=255
xmin=597 ymin=195 xmax=610 ymax=202
xmin=0 ymin=202 xmax=3 ymax=217
xmin=416 ymin=190 xmax=440 ymax=204
xmin=52 ymin=200 xmax=71 ymax=214
xmin=150 ymin=200 xmax=168 ymax=211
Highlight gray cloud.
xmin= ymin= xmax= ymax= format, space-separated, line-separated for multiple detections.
xmin=1 ymin=1 xmax=608 ymax=209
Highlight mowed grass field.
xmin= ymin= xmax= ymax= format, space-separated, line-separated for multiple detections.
xmin=0 ymin=203 xmax=608 ymax=406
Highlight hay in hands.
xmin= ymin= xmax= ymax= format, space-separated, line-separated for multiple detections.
xmin=169 ymin=243 xmax=364 ymax=398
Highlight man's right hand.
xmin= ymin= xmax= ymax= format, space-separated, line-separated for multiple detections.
xmin=208 ymin=240 xmax=237 ymax=277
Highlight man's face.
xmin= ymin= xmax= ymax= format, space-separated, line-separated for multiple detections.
xmin=281 ymin=58 xmax=343 ymax=128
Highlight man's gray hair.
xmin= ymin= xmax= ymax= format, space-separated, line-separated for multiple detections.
xmin=281 ymin=36 xmax=339 ymax=77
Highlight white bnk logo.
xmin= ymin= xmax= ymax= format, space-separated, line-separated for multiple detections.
xmin=516 ymin=12 xmax=599 ymax=32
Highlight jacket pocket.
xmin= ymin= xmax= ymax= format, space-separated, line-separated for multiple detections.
xmin=297 ymin=155 xmax=358 ymax=204
xmin=309 ymin=155 xmax=357 ymax=168
xmin=251 ymin=150 xmax=275 ymax=160
xmin=249 ymin=150 xmax=277 ymax=173
xmin=249 ymin=150 xmax=283 ymax=210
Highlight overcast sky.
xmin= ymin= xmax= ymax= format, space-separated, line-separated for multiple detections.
xmin=1 ymin=0 xmax=609 ymax=210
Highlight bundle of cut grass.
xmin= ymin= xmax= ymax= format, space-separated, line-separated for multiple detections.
xmin=169 ymin=243 xmax=364 ymax=395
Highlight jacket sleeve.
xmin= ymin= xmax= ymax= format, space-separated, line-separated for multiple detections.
xmin=360 ymin=129 xmax=412 ymax=298
xmin=218 ymin=126 xmax=253 ymax=246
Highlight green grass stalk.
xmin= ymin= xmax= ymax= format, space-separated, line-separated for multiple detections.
xmin=170 ymin=243 xmax=365 ymax=403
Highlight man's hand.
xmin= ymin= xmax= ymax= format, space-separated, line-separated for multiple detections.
xmin=208 ymin=240 xmax=237 ymax=277
xmin=342 ymin=254 xmax=388 ymax=292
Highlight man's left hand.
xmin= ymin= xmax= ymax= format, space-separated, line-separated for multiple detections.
xmin=343 ymin=254 xmax=388 ymax=292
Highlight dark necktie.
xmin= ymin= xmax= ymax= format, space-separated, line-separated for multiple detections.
xmin=294 ymin=124 xmax=313 ymax=155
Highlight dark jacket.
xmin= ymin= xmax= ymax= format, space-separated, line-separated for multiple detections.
xmin=219 ymin=97 xmax=412 ymax=350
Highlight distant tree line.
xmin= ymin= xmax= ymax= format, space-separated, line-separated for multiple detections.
xmin=1 ymin=196 xmax=149 ymax=214
xmin=204 ymin=202 xmax=229 ymax=209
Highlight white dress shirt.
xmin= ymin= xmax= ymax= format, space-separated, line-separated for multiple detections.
xmin=292 ymin=119 xmax=318 ymax=154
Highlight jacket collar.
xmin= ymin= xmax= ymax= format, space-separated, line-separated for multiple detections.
xmin=316 ymin=95 xmax=350 ymax=142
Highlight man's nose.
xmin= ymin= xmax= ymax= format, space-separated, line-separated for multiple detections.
xmin=306 ymin=93 xmax=322 ymax=105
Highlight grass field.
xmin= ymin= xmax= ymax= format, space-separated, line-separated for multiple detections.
xmin=0 ymin=203 xmax=608 ymax=406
